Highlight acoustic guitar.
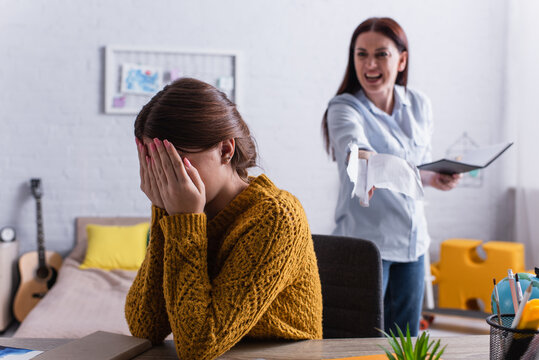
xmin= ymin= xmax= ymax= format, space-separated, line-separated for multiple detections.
xmin=13 ymin=178 xmax=62 ymax=322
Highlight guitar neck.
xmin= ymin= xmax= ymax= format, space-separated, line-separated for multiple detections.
xmin=35 ymin=197 xmax=46 ymax=268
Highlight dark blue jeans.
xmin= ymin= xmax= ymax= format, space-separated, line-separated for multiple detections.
xmin=382 ymin=254 xmax=425 ymax=336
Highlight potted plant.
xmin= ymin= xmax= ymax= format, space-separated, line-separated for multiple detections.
xmin=378 ymin=324 xmax=446 ymax=360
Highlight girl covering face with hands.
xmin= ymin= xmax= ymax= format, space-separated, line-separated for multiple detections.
xmin=125 ymin=78 xmax=322 ymax=360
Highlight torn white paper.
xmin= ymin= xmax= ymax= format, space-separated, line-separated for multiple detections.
xmin=347 ymin=144 xmax=424 ymax=207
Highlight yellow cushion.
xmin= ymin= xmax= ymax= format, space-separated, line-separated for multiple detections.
xmin=80 ymin=222 xmax=150 ymax=271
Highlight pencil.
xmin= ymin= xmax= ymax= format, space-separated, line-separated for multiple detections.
xmin=493 ymin=278 xmax=502 ymax=325
xmin=515 ymin=273 xmax=524 ymax=305
xmin=512 ymin=283 xmax=534 ymax=328
xmin=508 ymin=269 xmax=519 ymax=313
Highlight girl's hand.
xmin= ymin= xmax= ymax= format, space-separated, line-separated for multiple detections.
xmin=148 ymin=138 xmax=206 ymax=215
xmin=136 ymin=138 xmax=165 ymax=209
xmin=430 ymin=173 xmax=461 ymax=191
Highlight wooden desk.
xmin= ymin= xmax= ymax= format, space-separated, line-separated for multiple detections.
xmin=0 ymin=335 xmax=490 ymax=359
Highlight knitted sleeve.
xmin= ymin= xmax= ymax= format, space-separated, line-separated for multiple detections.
xmin=160 ymin=199 xmax=307 ymax=360
xmin=125 ymin=206 xmax=172 ymax=344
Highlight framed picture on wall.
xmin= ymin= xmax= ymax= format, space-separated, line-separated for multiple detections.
xmin=104 ymin=45 xmax=239 ymax=115
xmin=120 ymin=63 xmax=162 ymax=95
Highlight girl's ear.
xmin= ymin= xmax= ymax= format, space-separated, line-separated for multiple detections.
xmin=220 ymin=139 xmax=236 ymax=164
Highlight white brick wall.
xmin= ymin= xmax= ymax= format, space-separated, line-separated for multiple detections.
xmin=0 ymin=0 xmax=512 ymax=258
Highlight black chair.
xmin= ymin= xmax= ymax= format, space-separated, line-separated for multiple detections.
xmin=312 ymin=234 xmax=383 ymax=338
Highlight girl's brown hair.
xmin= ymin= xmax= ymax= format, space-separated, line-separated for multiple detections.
xmin=135 ymin=78 xmax=257 ymax=180
xmin=322 ymin=17 xmax=409 ymax=159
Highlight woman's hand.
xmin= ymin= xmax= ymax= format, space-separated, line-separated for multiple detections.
xmin=428 ymin=172 xmax=461 ymax=191
xmin=148 ymin=138 xmax=206 ymax=215
xmin=358 ymin=150 xmax=375 ymax=199
xmin=136 ymin=138 xmax=165 ymax=209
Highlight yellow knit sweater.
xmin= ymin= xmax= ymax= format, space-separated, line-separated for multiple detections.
xmin=125 ymin=174 xmax=322 ymax=360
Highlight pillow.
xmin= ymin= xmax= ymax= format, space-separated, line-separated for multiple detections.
xmin=79 ymin=222 xmax=150 ymax=271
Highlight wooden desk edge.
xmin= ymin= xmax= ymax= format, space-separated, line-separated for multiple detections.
xmin=0 ymin=335 xmax=491 ymax=360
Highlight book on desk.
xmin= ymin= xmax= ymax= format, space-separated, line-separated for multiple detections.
xmin=33 ymin=331 xmax=151 ymax=360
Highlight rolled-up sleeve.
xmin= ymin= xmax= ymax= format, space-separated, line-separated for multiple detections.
xmin=327 ymin=102 xmax=373 ymax=164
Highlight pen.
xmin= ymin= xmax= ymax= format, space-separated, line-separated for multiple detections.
xmin=508 ymin=269 xmax=519 ymax=313
xmin=511 ymin=282 xmax=534 ymax=328
xmin=493 ymin=278 xmax=502 ymax=325
xmin=515 ymin=273 xmax=524 ymax=305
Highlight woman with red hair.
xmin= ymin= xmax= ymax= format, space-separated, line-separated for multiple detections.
xmin=322 ymin=17 xmax=459 ymax=336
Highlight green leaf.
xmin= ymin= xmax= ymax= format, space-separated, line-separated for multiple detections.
xmin=425 ymin=335 xmax=435 ymax=354
xmin=377 ymin=345 xmax=398 ymax=360
xmin=432 ymin=344 xmax=447 ymax=360
xmin=428 ymin=339 xmax=441 ymax=360
xmin=392 ymin=324 xmax=410 ymax=359
xmin=406 ymin=323 xmax=412 ymax=347
xmin=413 ymin=333 xmax=422 ymax=359
xmin=376 ymin=327 xmax=392 ymax=339
xmin=427 ymin=339 xmax=447 ymax=360
xmin=415 ymin=332 xmax=429 ymax=359
xmin=378 ymin=325 xmax=447 ymax=360
xmin=377 ymin=328 xmax=404 ymax=359
xmin=389 ymin=328 xmax=405 ymax=358
xmin=402 ymin=324 xmax=414 ymax=359
xmin=388 ymin=339 xmax=401 ymax=355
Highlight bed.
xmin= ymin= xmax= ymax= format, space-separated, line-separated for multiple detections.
xmin=13 ymin=217 xmax=151 ymax=338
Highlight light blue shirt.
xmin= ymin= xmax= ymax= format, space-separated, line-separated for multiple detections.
xmin=327 ymin=85 xmax=433 ymax=262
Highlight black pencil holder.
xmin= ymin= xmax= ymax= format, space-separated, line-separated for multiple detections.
xmin=486 ymin=314 xmax=539 ymax=360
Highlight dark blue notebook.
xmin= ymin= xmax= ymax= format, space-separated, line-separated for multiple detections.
xmin=418 ymin=142 xmax=513 ymax=174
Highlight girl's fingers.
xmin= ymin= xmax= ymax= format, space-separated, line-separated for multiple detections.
xmin=149 ymin=141 xmax=168 ymax=186
xmin=149 ymin=156 xmax=165 ymax=195
xmin=163 ymin=140 xmax=188 ymax=182
xmin=136 ymin=138 xmax=143 ymax=165
xmin=163 ymin=140 xmax=203 ymax=195
xmin=154 ymin=138 xmax=177 ymax=184
xmin=137 ymin=140 xmax=151 ymax=190
xmin=183 ymin=157 xmax=205 ymax=193
xmin=147 ymin=156 xmax=157 ymax=188
xmin=148 ymin=157 xmax=166 ymax=208
xmin=136 ymin=139 xmax=145 ymax=174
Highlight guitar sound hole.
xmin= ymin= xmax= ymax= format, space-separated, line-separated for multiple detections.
xmin=36 ymin=266 xmax=50 ymax=280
